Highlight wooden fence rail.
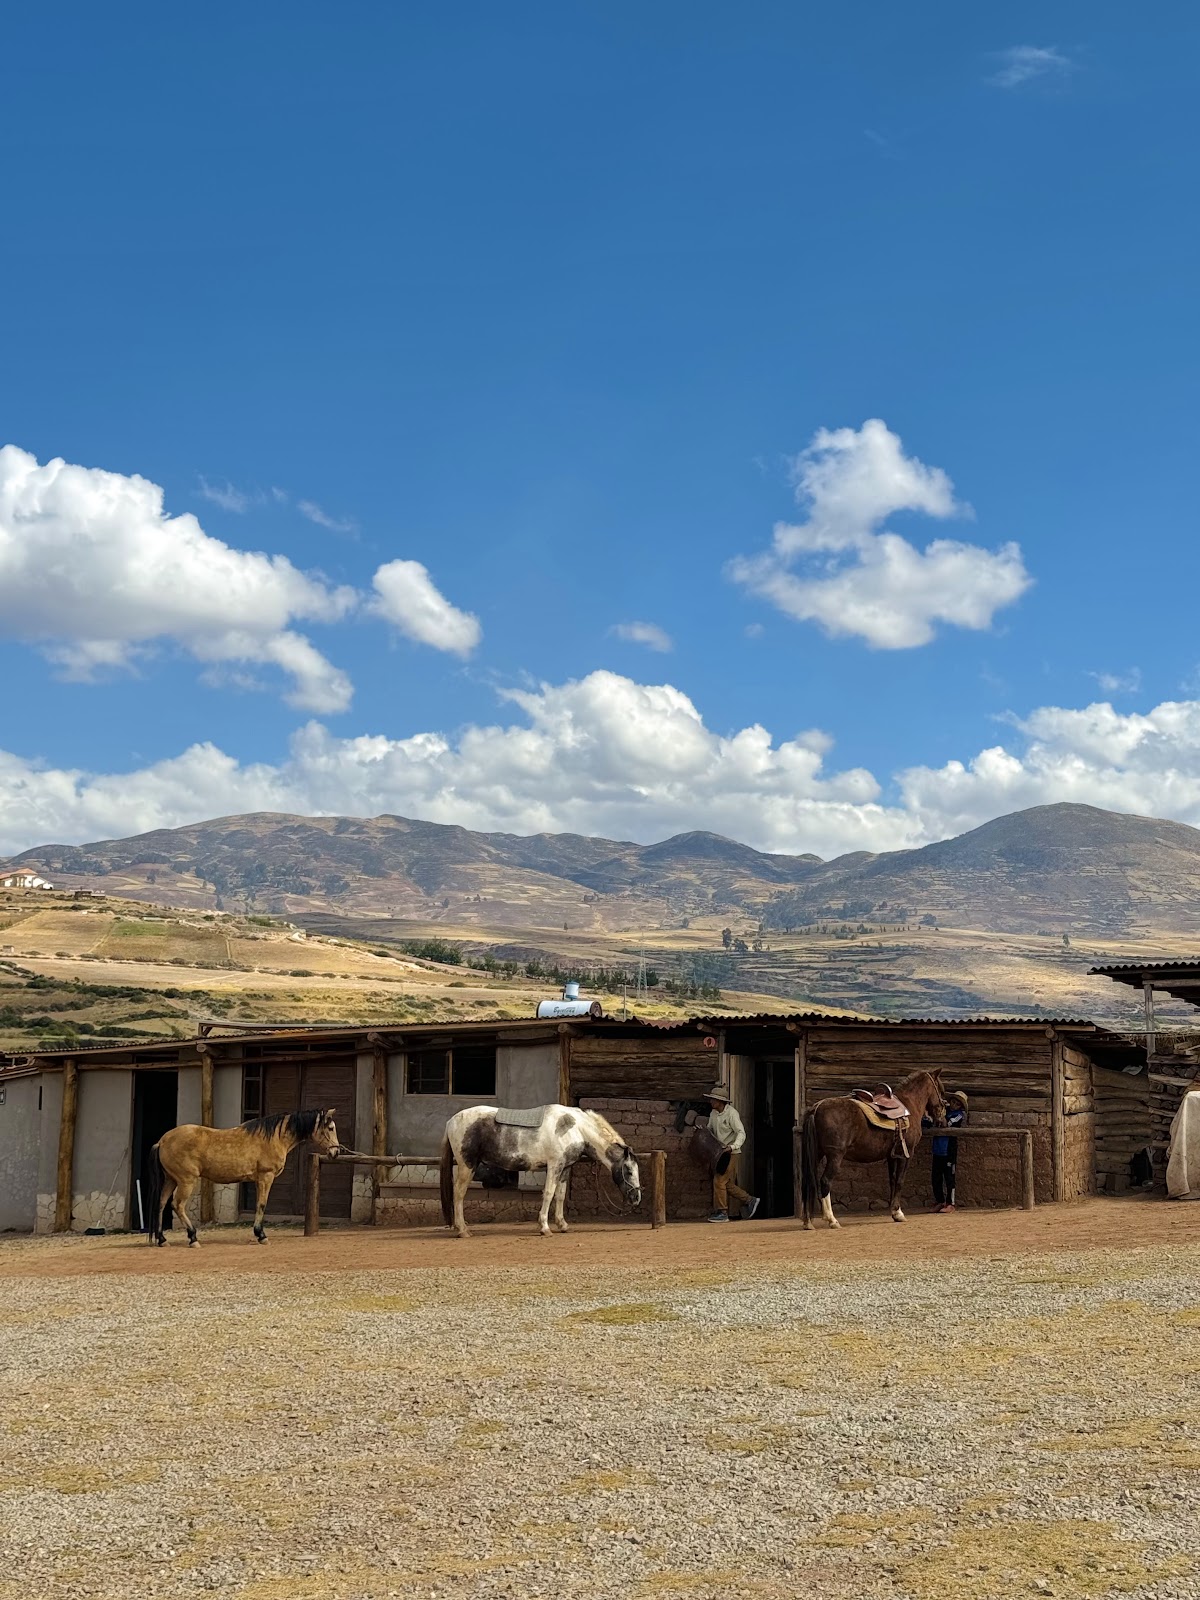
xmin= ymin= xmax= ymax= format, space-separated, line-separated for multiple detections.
xmin=791 ymin=1123 xmax=1036 ymax=1214
xmin=303 ymin=1148 xmax=669 ymax=1236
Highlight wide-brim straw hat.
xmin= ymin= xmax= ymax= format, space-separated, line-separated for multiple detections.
xmin=947 ymin=1090 xmax=969 ymax=1109
xmin=707 ymin=1085 xmax=731 ymax=1103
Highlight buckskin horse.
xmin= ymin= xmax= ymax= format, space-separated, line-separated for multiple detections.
xmin=800 ymin=1071 xmax=946 ymax=1230
xmin=146 ymin=1109 xmax=341 ymax=1246
xmin=440 ymin=1104 xmax=642 ymax=1239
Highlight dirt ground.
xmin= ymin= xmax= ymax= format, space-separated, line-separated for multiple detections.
xmin=3 ymin=1201 xmax=1200 ymax=1600
xmin=1 ymin=1195 xmax=1194 ymax=1279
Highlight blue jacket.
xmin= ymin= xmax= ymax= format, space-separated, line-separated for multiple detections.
xmin=924 ymin=1104 xmax=965 ymax=1158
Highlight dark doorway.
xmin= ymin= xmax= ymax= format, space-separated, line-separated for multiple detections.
xmin=132 ymin=1070 xmax=178 ymax=1234
xmin=752 ymin=1060 xmax=795 ymax=1217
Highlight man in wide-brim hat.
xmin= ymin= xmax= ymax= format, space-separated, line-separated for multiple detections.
xmin=705 ymin=1084 xmax=759 ymax=1223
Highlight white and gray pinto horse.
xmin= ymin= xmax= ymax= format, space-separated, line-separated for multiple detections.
xmin=440 ymin=1104 xmax=642 ymax=1238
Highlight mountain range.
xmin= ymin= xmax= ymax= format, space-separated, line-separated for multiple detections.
xmin=8 ymin=801 xmax=1200 ymax=938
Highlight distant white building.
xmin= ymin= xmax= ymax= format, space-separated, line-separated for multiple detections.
xmin=0 ymin=870 xmax=53 ymax=890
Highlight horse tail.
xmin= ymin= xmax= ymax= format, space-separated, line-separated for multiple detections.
xmin=439 ymin=1136 xmax=455 ymax=1227
xmin=146 ymin=1141 xmax=164 ymax=1243
xmin=800 ymin=1108 xmax=821 ymax=1226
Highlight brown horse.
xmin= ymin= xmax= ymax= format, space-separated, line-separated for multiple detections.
xmin=147 ymin=1109 xmax=340 ymax=1246
xmin=800 ymin=1070 xmax=946 ymax=1230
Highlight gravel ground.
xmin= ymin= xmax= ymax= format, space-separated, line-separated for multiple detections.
xmin=3 ymin=1212 xmax=1200 ymax=1600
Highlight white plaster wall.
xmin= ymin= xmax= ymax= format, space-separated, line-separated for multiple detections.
xmin=0 ymin=1076 xmax=41 ymax=1232
xmin=72 ymin=1070 xmax=133 ymax=1231
xmin=35 ymin=1071 xmax=62 ymax=1234
xmin=386 ymin=1041 xmax=560 ymax=1160
xmin=211 ymin=1064 xmax=243 ymax=1223
xmin=350 ymin=1053 xmax=375 ymax=1221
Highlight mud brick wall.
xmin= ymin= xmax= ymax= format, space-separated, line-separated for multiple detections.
xmin=805 ymin=1027 xmax=1066 ymax=1210
xmin=570 ymin=1098 xmax=713 ymax=1221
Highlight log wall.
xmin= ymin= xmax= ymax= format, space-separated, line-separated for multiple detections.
xmin=1093 ymin=1066 xmax=1152 ymax=1193
xmin=569 ymin=1033 xmax=719 ymax=1103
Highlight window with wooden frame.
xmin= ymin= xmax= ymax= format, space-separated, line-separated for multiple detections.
xmin=405 ymin=1043 xmax=497 ymax=1096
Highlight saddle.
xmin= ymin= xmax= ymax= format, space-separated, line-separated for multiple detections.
xmin=494 ymin=1106 xmax=547 ymax=1129
xmin=849 ymin=1087 xmax=911 ymax=1138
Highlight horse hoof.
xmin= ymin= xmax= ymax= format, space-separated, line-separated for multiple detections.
xmin=892 ymin=1212 xmax=906 ymax=1223
xmin=828 ymin=1220 xmax=841 ymax=1230
xmin=188 ymin=1239 xmax=200 ymax=1249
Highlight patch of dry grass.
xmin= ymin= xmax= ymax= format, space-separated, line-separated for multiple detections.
xmin=895 ymin=1517 xmax=1191 ymax=1599
xmin=560 ymin=1302 xmax=681 ymax=1327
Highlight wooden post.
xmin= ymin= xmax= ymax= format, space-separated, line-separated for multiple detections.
xmin=1144 ymin=981 xmax=1156 ymax=1059
xmin=1020 ymin=1130 xmax=1035 ymax=1211
xmin=371 ymin=1042 xmax=388 ymax=1221
xmin=54 ymin=1058 xmax=78 ymax=1233
xmin=304 ymin=1153 xmax=320 ymax=1236
xmin=792 ymin=1123 xmax=804 ymax=1222
xmin=650 ymin=1149 xmax=667 ymax=1228
xmin=558 ymin=1024 xmax=572 ymax=1105
xmin=1050 ymin=1033 xmax=1066 ymax=1203
xmin=199 ymin=1046 xmax=215 ymax=1224
xmin=793 ymin=1033 xmax=806 ymax=1221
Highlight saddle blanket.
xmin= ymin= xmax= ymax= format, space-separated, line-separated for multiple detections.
xmin=849 ymin=1099 xmax=911 ymax=1135
xmin=494 ymin=1105 xmax=548 ymax=1130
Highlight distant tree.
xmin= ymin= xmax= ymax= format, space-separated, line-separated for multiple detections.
xmin=920 ymin=914 xmax=937 ymax=927
xmin=1062 ymin=932 xmax=1071 ymax=948
xmin=721 ymin=927 xmax=733 ymax=950
xmin=732 ymin=937 xmax=749 ymax=954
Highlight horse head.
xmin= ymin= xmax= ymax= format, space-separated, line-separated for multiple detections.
xmin=605 ymin=1142 xmax=642 ymax=1207
xmin=922 ymin=1071 xmax=948 ymax=1128
xmin=313 ymin=1107 xmax=341 ymax=1157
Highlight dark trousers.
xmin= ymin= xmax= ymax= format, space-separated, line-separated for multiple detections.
xmin=932 ymin=1154 xmax=957 ymax=1206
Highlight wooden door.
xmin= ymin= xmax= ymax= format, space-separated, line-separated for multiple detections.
xmin=258 ymin=1057 xmax=356 ymax=1218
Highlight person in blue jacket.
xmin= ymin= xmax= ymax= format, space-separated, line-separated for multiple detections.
xmin=926 ymin=1091 xmax=968 ymax=1212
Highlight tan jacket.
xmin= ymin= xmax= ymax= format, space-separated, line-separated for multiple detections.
xmin=707 ymin=1103 xmax=746 ymax=1153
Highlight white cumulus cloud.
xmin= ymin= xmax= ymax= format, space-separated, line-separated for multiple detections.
xmin=728 ymin=419 xmax=1032 ymax=648
xmin=8 ymin=672 xmax=1200 ymax=864
xmin=0 ymin=445 xmax=357 ymax=712
xmin=988 ymin=45 xmax=1074 ymax=90
xmin=370 ymin=560 xmax=482 ymax=656
xmin=0 ymin=446 xmax=484 ymax=709
xmin=611 ymin=621 xmax=674 ymax=653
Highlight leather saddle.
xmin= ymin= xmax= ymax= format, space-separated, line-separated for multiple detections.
xmin=851 ymin=1086 xmax=909 ymax=1120
xmin=849 ymin=1087 xmax=911 ymax=1139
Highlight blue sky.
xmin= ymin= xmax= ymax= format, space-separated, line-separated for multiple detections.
xmin=2 ymin=3 xmax=1199 ymax=858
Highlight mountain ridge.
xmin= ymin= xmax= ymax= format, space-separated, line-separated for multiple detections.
xmin=7 ymin=800 xmax=1200 ymax=939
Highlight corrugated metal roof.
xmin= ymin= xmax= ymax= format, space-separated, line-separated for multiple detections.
xmin=2 ymin=1008 xmax=1137 ymax=1071
xmin=1091 ymin=960 xmax=1200 ymax=975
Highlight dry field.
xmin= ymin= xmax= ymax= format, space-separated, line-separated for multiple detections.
xmin=3 ymin=1201 xmax=1200 ymax=1600
xmin=0 ymin=892 xmax=796 ymax=1051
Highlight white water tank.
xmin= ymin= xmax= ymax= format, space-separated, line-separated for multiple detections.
xmin=536 ymin=998 xmax=603 ymax=1019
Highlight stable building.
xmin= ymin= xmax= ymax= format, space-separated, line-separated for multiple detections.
xmin=0 ymin=1012 xmax=1141 ymax=1234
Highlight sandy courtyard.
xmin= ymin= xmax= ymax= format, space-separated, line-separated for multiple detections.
xmin=2 ymin=1201 xmax=1200 ymax=1599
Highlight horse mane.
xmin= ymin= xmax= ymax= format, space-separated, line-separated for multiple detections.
xmin=580 ymin=1109 xmax=623 ymax=1147
xmin=240 ymin=1109 xmax=324 ymax=1141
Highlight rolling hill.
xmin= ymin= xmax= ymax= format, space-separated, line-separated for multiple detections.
xmin=5 ymin=802 xmax=1200 ymax=1024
